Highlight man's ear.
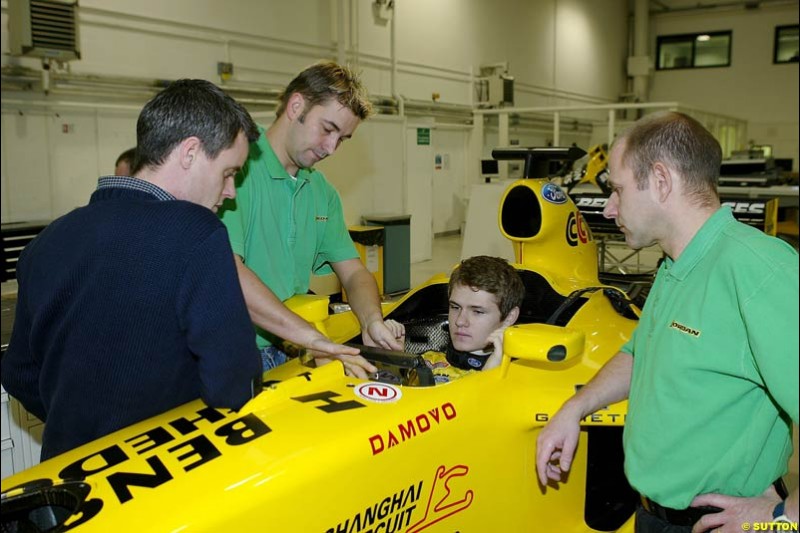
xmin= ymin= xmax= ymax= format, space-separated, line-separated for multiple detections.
xmin=650 ymin=161 xmax=674 ymax=203
xmin=285 ymin=92 xmax=307 ymax=122
xmin=178 ymin=136 xmax=202 ymax=170
xmin=503 ymin=306 xmax=520 ymax=327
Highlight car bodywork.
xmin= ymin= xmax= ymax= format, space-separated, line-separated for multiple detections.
xmin=2 ymin=148 xmax=641 ymax=532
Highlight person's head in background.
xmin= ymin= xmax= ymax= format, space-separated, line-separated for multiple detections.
xmin=134 ymin=79 xmax=259 ymax=212
xmin=114 ymin=147 xmax=137 ymax=176
xmin=447 ymin=256 xmax=524 ymax=353
xmin=271 ymin=61 xmax=373 ymax=174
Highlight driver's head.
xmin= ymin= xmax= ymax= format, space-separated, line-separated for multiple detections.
xmin=447 ymin=256 xmax=524 ymax=353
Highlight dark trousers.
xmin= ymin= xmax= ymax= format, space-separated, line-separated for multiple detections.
xmin=635 ymin=506 xmax=692 ymax=533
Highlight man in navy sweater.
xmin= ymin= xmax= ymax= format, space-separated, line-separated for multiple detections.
xmin=1 ymin=79 xmax=362 ymax=461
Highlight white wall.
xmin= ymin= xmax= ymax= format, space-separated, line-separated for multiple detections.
xmin=405 ymin=120 xmax=434 ymax=262
xmin=0 ymin=0 xmax=634 ymax=250
xmin=316 ymin=114 xmax=406 ymax=227
xmin=431 ymin=127 xmax=469 ymax=235
xmin=1 ymin=105 xmax=140 ymax=223
xmin=648 ymin=3 xmax=799 ymax=169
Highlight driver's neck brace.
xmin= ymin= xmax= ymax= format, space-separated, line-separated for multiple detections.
xmin=445 ymin=342 xmax=493 ymax=371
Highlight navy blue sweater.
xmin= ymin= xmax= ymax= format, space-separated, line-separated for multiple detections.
xmin=2 ymin=184 xmax=262 ymax=460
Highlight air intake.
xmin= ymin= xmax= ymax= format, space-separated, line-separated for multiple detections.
xmin=8 ymin=0 xmax=81 ymax=61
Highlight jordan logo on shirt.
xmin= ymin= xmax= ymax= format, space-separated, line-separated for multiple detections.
xmin=669 ymin=320 xmax=701 ymax=338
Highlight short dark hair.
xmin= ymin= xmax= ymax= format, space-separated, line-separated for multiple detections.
xmin=115 ymin=147 xmax=137 ymax=169
xmin=275 ymin=61 xmax=373 ymax=120
xmin=616 ymin=111 xmax=721 ymax=206
xmin=448 ymin=256 xmax=524 ymax=320
xmin=136 ymin=79 xmax=259 ymax=172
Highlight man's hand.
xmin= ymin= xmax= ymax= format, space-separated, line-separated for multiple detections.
xmin=313 ymin=353 xmax=377 ymax=379
xmin=535 ymin=404 xmax=582 ymax=486
xmin=362 ymin=319 xmax=405 ymax=351
xmin=690 ymin=485 xmax=791 ymax=533
xmin=332 ymin=259 xmax=404 ymax=352
xmin=305 ymin=337 xmax=376 ymax=379
xmin=304 ymin=337 xmax=359 ymax=357
xmin=383 ymin=319 xmax=406 ymax=343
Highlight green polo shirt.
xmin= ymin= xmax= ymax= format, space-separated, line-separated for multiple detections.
xmin=219 ymin=127 xmax=358 ymax=348
xmin=621 ymin=206 xmax=798 ymax=509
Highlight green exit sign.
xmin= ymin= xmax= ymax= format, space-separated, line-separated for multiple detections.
xmin=417 ymin=128 xmax=430 ymax=145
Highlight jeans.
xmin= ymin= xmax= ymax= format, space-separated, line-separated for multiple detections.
xmin=259 ymin=346 xmax=288 ymax=371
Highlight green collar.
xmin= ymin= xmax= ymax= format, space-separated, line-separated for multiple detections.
xmin=662 ymin=206 xmax=734 ymax=281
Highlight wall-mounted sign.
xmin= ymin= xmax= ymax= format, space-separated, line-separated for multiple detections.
xmin=417 ymin=128 xmax=430 ymax=145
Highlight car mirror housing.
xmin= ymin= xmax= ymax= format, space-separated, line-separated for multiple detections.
xmin=503 ymin=323 xmax=585 ymax=363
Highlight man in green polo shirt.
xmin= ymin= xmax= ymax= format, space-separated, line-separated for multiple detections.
xmin=535 ymin=112 xmax=798 ymax=532
xmin=220 ymin=61 xmax=404 ymax=378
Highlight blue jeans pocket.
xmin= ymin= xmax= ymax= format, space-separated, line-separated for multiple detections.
xmin=259 ymin=346 xmax=288 ymax=371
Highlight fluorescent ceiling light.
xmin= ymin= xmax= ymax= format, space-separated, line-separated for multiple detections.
xmin=696 ymin=34 xmax=711 ymax=41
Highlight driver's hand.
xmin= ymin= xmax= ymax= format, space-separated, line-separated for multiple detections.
xmin=363 ymin=319 xmax=405 ymax=351
xmin=483 ymin=327 xmax=507 ymax=371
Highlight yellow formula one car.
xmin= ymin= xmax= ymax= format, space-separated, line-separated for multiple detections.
xmin=2 ymin=148 xmax=641 ymax=532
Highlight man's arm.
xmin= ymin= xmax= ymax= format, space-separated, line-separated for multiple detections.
xmin=785 ymin=488 xmax=799 ymax=523
xmin=234 ymin=255 xmax=376 ymax=378
xmin=182 ymin=232 xmax=262 ymax=409
xmin=535 ymin=351 xmax=633 ymax=486
xmin=332 ymin=258 xmax=404 ymax=351
xmin=1 ymin=293 xmax=47 ymax=421
xmin=0 ymin=351 xmax=45 ymax=420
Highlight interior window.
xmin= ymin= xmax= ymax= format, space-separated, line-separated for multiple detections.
xmin=657 ymin=31 xmax=731 ymax=70
xmin=659 ymin=39 xmax=693 ymax=69
xmin=774 ymin=25 xmax=799 ymax=64
xmin=695 ymin=34 xmax=731 ymax=67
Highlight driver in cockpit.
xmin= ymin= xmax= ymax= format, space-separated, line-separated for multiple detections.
xmin=396 ymin=256 xmax=524 ymax=384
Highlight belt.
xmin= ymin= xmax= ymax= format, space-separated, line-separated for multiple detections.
xmin=640 ymin=479 xmax=789 ymax=527
xmin=640 ymin=496 xmax=721 ymax=527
